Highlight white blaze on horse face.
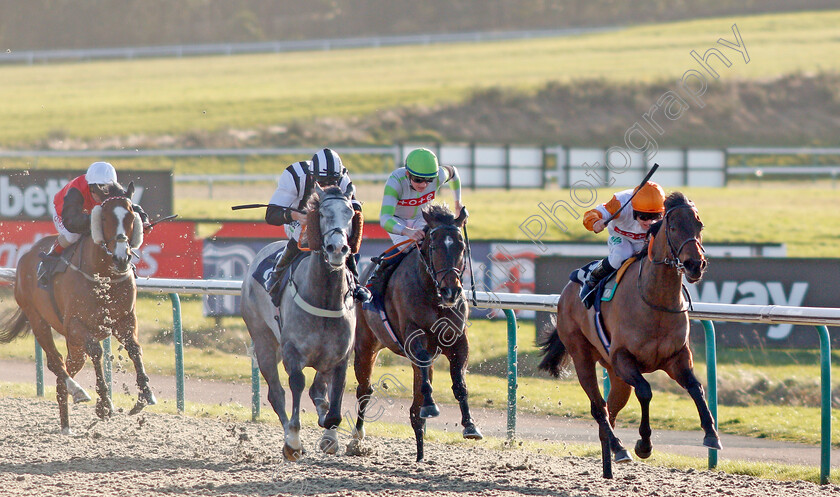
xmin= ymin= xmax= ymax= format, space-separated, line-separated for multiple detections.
xmin=112 ymin=206 xmax=131 ymax=260
xmin=444 ymin=235 xmax=454 ymax=250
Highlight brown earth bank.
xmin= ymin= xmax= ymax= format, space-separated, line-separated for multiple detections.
xmin=35 ymin=73 xmax=840 ymax=153
xmin=2 ymin=1 xmax=836 ymax=51
xmin=0 ymin=396 xmax=836 ymax=497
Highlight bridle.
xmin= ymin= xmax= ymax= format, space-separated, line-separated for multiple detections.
xmin=646 ymin=204 xmax=705 ymax=273
xmin=418 ymin=224 xmax=466 ymax=300
xmin=639 ymin=203 xmax=705 ymax=313
xmin=311 ymin=194 xmax=354 ymax=267
xmin=96 ymin=196 xmax=134 ymax=264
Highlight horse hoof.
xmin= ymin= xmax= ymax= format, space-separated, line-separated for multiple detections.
xmin=419 ymin=404 xmax=440 ymax=419
xmin=614 ymin=449 xmax=633 ymax=463
xmin=319 ymin=437 xmax=339 ymax=455
xmin=95 ymin=401 xmax=113 ymax=420
xmin=72 ymin=389 xmax=92 ymax=404
xmin=142 ymin=391 xmax=157 ymax=406
xmin=463 ymin=425 xmax=483 ymax=440
xmin=634 ymin=440 xmax=652 ymax=459
xmin=352 ymin=426 xmax=366 ymax=440
xmin=703 ymin=436 xmax=722 ymax=451
xmin=283 ymin=443 xmax=305 ymax=462
xmin=61 ymin=427 xmax=73 ymax=436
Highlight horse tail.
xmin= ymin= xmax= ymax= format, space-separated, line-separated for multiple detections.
xmin=537 ymin=315 xmax=569 ymax=378
xmin=0 ymin=308 xmax=31 ymax=343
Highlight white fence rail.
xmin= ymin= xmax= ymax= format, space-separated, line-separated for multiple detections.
xmin=0 ymin=28 xmax=616 ymax=65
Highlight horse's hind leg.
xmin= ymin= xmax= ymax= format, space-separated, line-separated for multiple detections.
xmin=115 ymin=316 xmax=156 ymax=415
xmin=28 ymin=314 xmax=84 ymax=434
xmin=353 ymin=322 xmax=381 ymax=440
xmin=85 ymin=337 xmax=113 ymax=420
xmin=612 ymin=348 xmax=653 ymax=459
xmin=445 ymin=339 xmax=482 ymax=440
xmin=319 ymin=358 xmax=349 ymax=455
xmin=665 ymin=349 xmax=722 ymax=451
xmin=309 ymin=371 xmax=330 ymax=428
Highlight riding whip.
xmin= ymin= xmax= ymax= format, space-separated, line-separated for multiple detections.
xmin=147 ymin=214 xmax=178 ymax=228
xmin=231 ymin=203 xmax=305 ymax=214
xmin=602 ymin=163 xmax=660 ymax=226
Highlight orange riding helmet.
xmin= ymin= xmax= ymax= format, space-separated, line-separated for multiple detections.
xmin=631 ymin=182 xmax=665 ymax=213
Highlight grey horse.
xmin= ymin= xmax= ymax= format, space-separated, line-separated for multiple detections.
xmin=241 ymin=184 xmax=362 ymax=461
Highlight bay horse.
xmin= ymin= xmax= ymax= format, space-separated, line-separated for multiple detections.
xmin=241 ymin=184 xmax=361 ymax=461
xmin=354 ymin=204 xmax=482 ymax=461
xmin=0 ymin=183 xmax=156 ymax=434
xmin=538 ymin=192 xmax=721 ymax=478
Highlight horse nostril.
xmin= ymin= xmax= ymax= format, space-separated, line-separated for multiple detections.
xmin=326 ymin=244 xmax=336 ymax=254
xmin=340 ymin=245 xmax=349 ymax=255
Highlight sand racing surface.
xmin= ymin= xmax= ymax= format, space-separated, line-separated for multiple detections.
xmin=0 ymin=396 xmax=835 ymax=497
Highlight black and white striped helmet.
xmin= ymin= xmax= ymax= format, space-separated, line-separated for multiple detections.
xmin=310 ymin=148 xmax=345 ymax=183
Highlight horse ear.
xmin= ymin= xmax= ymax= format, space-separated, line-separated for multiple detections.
xmin=422 ymin=209 xmax=434 ymax=226
xmin=455 ymin=206 xmax=468 ymax=227
xmin=305 ymin=209 xmax=322 ymax=250
xmin=344 ymin=183 xmax=355 ymax=199
xmin=90 ymin=205 xmax=104 ymax=244
xmin=126 ymin=181 xmax=135 ymax=200
xmin=349 ymin=209 xmax=363 ymax=254
xmin=314 ymin=182 xmax=325 ymax=197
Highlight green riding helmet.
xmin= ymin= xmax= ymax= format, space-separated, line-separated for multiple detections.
xmin=405 ymin=148 xmax=439 ymax=178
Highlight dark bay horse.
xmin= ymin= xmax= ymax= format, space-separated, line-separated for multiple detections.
xmin=0 ymin=184 xmax=156 ymax=434
xmin=354 ymin=204 xmax=482 ymax=461
xmin=538 ymin=192 xmax=721 ymax=478
xmin=241 ymin=184 xmax=361 ymax=461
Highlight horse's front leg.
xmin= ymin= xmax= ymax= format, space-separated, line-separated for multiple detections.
xmin=319 ymin=358 xmax=349 ymax=455
xmin=406 ymin=329 xmax=439 ymax=419
xmin=84 ymin=337 xmax=113 ymax=420
xmin=665 ymin=348 xmax=722 ymax=451
xmin=612 ymin=348 xmax=653 ymax=459
xmin=445 ymin=337 xmax=482 ymax=440
xmin=282 ymin=347 xmax=306 ymax=461
xmin=115 ymin=315 xmax=156 ymax=415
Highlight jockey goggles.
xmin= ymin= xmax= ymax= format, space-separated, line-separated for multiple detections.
xmin=409 ymin=174 xmax=434 ymax=184
xmin=634 ymin=210 xmax=663 ymax=222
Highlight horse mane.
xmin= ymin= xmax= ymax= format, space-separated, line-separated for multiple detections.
xmin=664 ymin=191 xmax=692 ymax=211
xmin=422 ymin=204 xmax=456 ymax=231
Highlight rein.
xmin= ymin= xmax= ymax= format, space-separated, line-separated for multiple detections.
xmin=639 ymin=204 xmax=704 ymax=313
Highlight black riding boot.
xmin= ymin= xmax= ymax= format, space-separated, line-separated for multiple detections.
xmin=37 ymin=242 xmax=64 ymax=287
xmin=579 ymin=258 xmax=615 ymax=301
xmin=347 ymin=254 xmax=371 ymax=303
xmin=266 ymin=242 xmax=302 ymax=296
xmin=366 ymin=248 xmax=408 ymax=301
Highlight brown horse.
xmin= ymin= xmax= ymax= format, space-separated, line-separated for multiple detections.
xmin=538 ymin=192 xmax=721 ymax=478
xmin=0 ymin=183 xmax=156 ymax=434
xmin=354 ymin=204 xmax=482 ymax=461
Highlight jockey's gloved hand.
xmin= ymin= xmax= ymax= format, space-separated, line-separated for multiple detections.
xmin=143 ymin=222 xmax=153 ymax=233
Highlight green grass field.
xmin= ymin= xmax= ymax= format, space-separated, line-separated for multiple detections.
xmin=2 ymin=10 xmax=840 ymax=146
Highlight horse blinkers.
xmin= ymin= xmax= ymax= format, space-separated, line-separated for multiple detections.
xmin=90 ymin=197 xmax=141 ymax=272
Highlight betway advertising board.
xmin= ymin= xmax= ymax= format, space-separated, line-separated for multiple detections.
xmin=535 ymin=256 xmax=840 ymax=348
xmin=0 ymin=169 xmax=173 ymax=221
